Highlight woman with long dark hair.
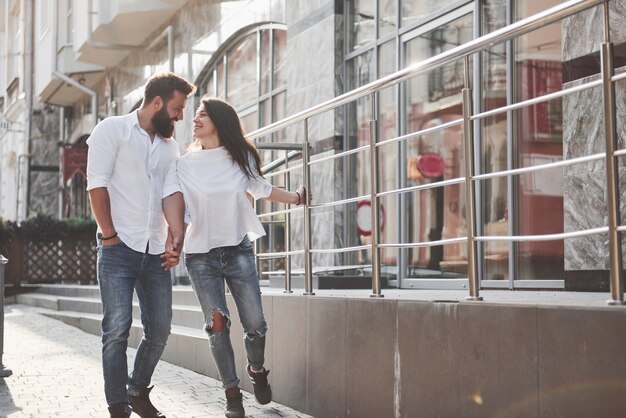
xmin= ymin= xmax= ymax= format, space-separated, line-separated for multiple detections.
xmin=175 ymin=96 xmax=306 ymax=418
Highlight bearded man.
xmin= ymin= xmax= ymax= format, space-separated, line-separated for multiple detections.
xmin=86 ymin=72 xmax=196 ymax=418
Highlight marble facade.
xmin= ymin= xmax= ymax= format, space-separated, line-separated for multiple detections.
xmin=562 ymin=0 xmax=626 ymax=273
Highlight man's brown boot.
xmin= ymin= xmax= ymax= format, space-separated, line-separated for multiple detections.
xmin=108 ymin=403 xmax=130 ymax=418
xmin=225 ymin=387 xmax=245 ymax=418
xmin=128 ymin=386 xmax=166 ymax=417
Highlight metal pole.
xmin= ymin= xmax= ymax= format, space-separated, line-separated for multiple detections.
xmin=600 ymin=2 xmax=625 ymax=305
xmin=369 ymin=93 xmax=383 ymax=297
xmin=284 ymin=150 xmax=293 ymax=293
xmin=462 ymin=56 xmax=482 ymax=301
xmin=302 ymin=121 xmax=315 ymax=295
xmin=254 ymin=200 xmax=262 ymax=281
xmin=0 ymin=256 xmax=12 ymax=377
xmin=58 ymin=108 xmax=65 ymax=220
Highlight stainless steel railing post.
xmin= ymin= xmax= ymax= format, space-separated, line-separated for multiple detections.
xmin=302 ymin=120 xmax=315 ymax=295
xmin=284 ymin=150 xmax=293 ymax=294
xmin=369 ymin=93 xmax=383 ymax=298
xmin=601 ymin=1 xmax=625 ymax=305
xmin=462 ymin=56 xmax=482 ymax=301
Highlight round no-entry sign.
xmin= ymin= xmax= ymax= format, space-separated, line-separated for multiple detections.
xmin=356 ymin=200 xmax=385 ymax=236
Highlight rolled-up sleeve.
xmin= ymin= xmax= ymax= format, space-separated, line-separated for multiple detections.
xmin=246 ymin=151 xmax=272 ymax=199
xmin=86 ymin=121 xmax=119 ymax=191
xmin=162 ymin=147 xmax=182 ymax=198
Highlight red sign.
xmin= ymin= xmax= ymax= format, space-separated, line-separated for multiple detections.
xmin=356 ymin=200 xmax=385 ymax=237
xmin=417 ymin=153 xmax=445 ymax=178
xmin=61 ymin=147 xmax=88 ymax=185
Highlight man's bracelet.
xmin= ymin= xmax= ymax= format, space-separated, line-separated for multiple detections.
xmin=102 ymin=232 xmax=118 ymax=241
xmin=295 ymin=191 xmax=301 ymax=205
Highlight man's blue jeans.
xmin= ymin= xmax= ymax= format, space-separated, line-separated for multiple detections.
xmin=97 ymin=240 xmax=172 ymax=406
xmin=185 ymin=236 xmax=268 ymax=389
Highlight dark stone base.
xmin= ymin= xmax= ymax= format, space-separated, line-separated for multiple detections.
xmin=564 ymin=270 xmax=612 ymax=292
xmin=269 ymin=274 xmax=389 ymax=290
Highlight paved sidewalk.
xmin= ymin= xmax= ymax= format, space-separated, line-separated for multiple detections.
xmin=0 ymin=305 xmax=312 ymax=418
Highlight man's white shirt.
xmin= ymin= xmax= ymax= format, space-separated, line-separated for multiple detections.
xmin=86 ymin=110 xmax=181 ymax=254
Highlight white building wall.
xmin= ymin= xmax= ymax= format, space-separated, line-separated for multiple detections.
xmin=34 ymin=0 xmax=55 ymax=100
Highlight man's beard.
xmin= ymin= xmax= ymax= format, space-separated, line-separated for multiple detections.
xmin=152 ymin=106 xmax=176 ymax=138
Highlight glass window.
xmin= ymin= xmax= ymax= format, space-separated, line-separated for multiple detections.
xmin=379 ymin=0 xmax=398 ymax=37
xmin=273 ymin=91 xmax=287 ymax=142
xmin=513 ymin=0 xmax=567 ymax=281
xmin=240 ymin=109 xmax=258 ymax=134
xmin=378 ymin=40 xmax=397 ymax=141
xmin=401 ymin=0 xmax=462 ymax=27
xmin=205 ymin=71 xmax=215 ymax=97
xmin=260 ymin=99 xmax=271 ymax=128
xmin=227 ymin=33 xmax=258 ymax=107
xmin=403 ymin=13 xmax=472 ymax=277
xmin=348 ymin=50 xmax=375 ymax=91
xmin=199 ymin=26 xmax=285 ymax=112
xmin=348 ymin=0 xmax=376 ymax=51
xmin=273 ymin=29 xmax=287 ymax=89
xmin=261 ymin=30 xmax=271 ymax=95
xmin=404 ymin=13 xmax=472 ymax=104
xmin=216 ymin=61 xmax=225 ymax=99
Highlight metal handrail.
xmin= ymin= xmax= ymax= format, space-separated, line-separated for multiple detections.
xmin=251 ymin=0 xmax=623 ymax=303
xmin=247 ymin=0 xmax=604 ymax=141
xmin=472 ymin=153 xmax=605 ymax=181
xmin=471 ymin=78 xmax=603 ymax=121
xmin=375 ymin=118 xmax=464 ymax=149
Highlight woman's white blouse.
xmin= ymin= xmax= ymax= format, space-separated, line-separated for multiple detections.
xmin=177 ymin=146 xmax=272 ymax=254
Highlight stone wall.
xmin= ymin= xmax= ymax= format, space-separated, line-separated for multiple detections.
xmin=562 ymin=1 xmax=626 ymax=274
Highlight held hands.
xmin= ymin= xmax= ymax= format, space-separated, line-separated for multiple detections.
xmin=161 ymin=230 xmax=183 ymax=271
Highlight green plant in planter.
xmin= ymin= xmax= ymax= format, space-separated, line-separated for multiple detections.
xmin=14 ymin=214 xmax=97 ymax=242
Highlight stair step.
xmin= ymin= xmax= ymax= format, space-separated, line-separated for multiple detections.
xmin=37 ymin=308 xmax=219 ymax=379
xmin=30 ymin=284 xmax=200 ymax=306
xmin=17 ymin=292 xmax=205 ymax=329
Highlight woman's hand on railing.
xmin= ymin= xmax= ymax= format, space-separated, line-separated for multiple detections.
xmin=295 ymin=184 xmax=310 ymax=205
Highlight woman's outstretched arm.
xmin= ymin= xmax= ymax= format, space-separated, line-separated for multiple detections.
xmin=266 ymin=184 xmax=307 ymax=205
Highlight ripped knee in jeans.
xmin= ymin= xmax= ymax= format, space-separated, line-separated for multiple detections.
xmin=205 ymin=308 xmax=230 ymax=335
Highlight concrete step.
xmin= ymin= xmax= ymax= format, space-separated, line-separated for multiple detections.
xmin=37 ymin=308 xmax=220 ymax=380
xmin=24 ymin=284 xmax=101 ymax=299
xmin=17 ymin=293 xmax=206 ymax=329
xmin=16 ymin=293 xmax=59 ymax=310
xmin=29 ymin=284 xmax=201 ymax=307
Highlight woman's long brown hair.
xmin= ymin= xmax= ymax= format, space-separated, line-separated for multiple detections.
xmin=199 ymin=96 xmax=263 ymax=179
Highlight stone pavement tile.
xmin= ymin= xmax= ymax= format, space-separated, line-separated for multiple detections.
xmin=0 ymin=305 xmax=313 ymax=418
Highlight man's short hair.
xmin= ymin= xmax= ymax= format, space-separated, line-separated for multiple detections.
xmin=143 ymin=72 xmax=197 ymax=105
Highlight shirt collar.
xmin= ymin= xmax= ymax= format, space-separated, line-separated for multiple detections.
xmin=130 ymin=109 xmax=168 ymax=143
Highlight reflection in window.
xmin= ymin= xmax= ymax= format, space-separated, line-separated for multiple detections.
xmin=379 ymin=0 xmax=398 ymax=36
xmin=273 ymin=30 xmax=287 ymax=89
xmin=198 ymin=26 xmax=286 ymax=119
xmin=404 ymin=13 xmax=472 ymax=104
xmin=261 ymin=30 xmax=271 ymax=95
xmin=348 ymin=0 xmax=376 ymax=51
xmin=403 ymin=13 xmax=472 ymax=277
xmin=227 ymin=33 xmax=258 ymax=107
xmin=401 ymin=0 xmax=462 ymax=27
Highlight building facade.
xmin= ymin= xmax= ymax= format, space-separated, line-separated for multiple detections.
xmin=1 ymin=0 xmax=624 ymax=290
